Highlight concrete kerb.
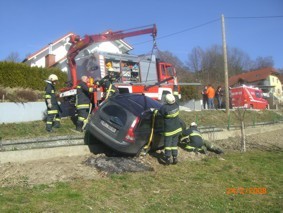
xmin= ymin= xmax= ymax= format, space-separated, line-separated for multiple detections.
xmin=0 ymin=146 xmax=91 ymax=164
xmin=1 ymin=123 xmax=283 ymax=164
xmin=202 ymin=123 xmax=283 ymax=141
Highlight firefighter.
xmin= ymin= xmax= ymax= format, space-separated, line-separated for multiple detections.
xmin=181 ymin=122 xmax=224 ymax=154
xmin=96 ymin=70 xmax=119 ymax=99
xmin=76 ymin=75 xmax=95 ymax=132
xmin=44 ymin=74 xmax=61 ymax=132
xmin=158 ymin=85 xmax=182 ymax=165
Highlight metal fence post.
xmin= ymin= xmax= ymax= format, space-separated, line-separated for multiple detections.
xmin=227 ymin=113 xmax=230 ymax=130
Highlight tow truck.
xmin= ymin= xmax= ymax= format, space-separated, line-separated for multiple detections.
xmin=59 ymin=24 xmax=180 ymax=107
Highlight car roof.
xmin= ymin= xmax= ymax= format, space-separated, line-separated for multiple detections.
xmin=108 ymin=94 xmax=161 ymax=116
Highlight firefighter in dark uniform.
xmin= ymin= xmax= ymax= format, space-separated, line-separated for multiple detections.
xmin=44 ymin=74 xmax=61 ymax=132
xmin=96 ymin=70 xmax=119 ymax=100
xmin=159 ymin=85 xmax=182 ymax=165
xmin=76 ymin=75 xmax=94 ymax=132
xmin=182 ymin=122 xmax=224 ymax=154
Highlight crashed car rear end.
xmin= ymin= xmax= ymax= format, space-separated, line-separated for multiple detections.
xmin=86 ymin=94 xmax=165 ymax=155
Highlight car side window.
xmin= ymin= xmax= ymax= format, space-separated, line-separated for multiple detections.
xmin=138 ymin=112 xmax=164 ymax=130
xmin=138 ymin=113 xmax=152 ymax=130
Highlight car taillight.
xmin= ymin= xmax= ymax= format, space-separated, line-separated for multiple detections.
xmin=124 ymin=117 xmax=140 ymax=143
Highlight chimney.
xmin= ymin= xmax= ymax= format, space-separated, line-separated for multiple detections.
xmin=45 ymin=43 xmax=55 ymax=67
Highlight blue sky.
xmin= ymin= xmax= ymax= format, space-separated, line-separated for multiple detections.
xmin=1 ymin=0 xmax=283 ymax=69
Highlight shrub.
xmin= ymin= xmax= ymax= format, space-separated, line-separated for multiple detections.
xmin=15 ymin=88 xmax=38 ymax=102
xmin=0 ymin=86 xmax=43 ymax=102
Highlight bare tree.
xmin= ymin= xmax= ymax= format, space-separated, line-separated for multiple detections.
xmin=5 ymin=52 xmax=21 ymax=62
xmin=233 ymin=108 xmax=247 ymax=152
xmin=187 ymin=45 xmax=252 ymax=85
xmin=251 ymin=56 xmax=274 ymax=70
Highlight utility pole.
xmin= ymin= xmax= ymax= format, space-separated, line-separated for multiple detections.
xmin=221 ymin=14 xmax=230 ymax=115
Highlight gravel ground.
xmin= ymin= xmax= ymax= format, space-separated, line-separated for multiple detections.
xmin=0 ymin=128 xmax=282 ymax=187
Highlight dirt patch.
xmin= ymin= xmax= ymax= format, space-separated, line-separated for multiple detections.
xmin=0 ymin=128 xmax=282 ymax=187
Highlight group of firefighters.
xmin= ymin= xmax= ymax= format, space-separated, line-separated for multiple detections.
xmin=44 ymin=73 xmax=223 ymax=165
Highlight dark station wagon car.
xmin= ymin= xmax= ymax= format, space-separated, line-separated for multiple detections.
xmin=86 ymin=93 xmax=167 ymax=155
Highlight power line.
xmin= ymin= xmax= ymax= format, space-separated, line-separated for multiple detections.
xmin=157 ymin=18 xmax=220 ymax=40
xmin=226 ymin=15 xmax=283 ymax=19
xmin=132 ymin=15 xmax=283 ymax=46
xmin=132 ymin=18 xmax=220 ymax=45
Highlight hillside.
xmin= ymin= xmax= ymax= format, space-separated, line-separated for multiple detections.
xmin=0 ymin=109 xmax=283 ymax=141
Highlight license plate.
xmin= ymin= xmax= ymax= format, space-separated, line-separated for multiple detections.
xmin=101 ymin=120 xmax=116 ymax=133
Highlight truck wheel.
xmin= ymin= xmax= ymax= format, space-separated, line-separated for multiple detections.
xmin=249 ymin=105 xmax=253 ymax=109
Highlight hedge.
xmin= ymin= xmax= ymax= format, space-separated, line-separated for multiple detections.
xmin=0 ymin=61 xmax=68 ymax=91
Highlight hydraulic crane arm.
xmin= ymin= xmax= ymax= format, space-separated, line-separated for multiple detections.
xmin=67 ymin=24 xmax=157 ymax=86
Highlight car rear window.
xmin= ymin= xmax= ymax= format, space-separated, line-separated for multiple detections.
xmin=101 ymin=104 xmax=127 ymax=126
xmin=112 ymin=94 xmax=161 ymax=116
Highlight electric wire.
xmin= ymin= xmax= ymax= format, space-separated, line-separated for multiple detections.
xmin=132 ymin=15 xmax=283 ymax=46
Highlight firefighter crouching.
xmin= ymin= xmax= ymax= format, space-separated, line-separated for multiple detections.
xmin=181 ymin=122 xmax=224 ymax=154
xmin=76 ymin=76 xmax=95 ymax=132
xmin=44 ymin=74 xmax=61 ymax=132
xmin=158 ymin=85 xmax=182 ymax=165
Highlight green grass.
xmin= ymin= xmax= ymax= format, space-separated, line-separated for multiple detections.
xmin=1 ymin=109 xmax=282 ymax=140
xmin=0 ymin=151 xmax=282 ymax=212
xmin=0 ymin=118 xmax=80 ymax=140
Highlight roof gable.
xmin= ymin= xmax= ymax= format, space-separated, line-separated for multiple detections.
xmin=229 ymin=67 xmax=278 ymax=86
xmin=24 ymin=32 xmax=75 ymax=61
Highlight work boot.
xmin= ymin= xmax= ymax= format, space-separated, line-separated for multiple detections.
xmin=165 ymin=157 xmax=171 ymax=165
xmin=76 ymin=122 xmax=83 ymax=132
xmin=46 ymin=128 xmax=53 ymax=133
xmin=172 ymin=157 xmax=178 ymax=165
xmin=215 ymin=148 xmax=224 ymax=154
xmin=53 ymin=122 xmax=61 ymax=128
xmin=200 ymin=146 xmax=208 ymax=155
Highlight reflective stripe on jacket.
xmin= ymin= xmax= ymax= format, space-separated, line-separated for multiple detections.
xmin=76 ymin=82 xmax=93 ymax=109
xmin=159 ymin=102 xmax=182 ymax=137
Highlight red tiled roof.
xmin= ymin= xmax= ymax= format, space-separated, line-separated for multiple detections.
xmin=229 ymin=67 xmax=279 ymax=86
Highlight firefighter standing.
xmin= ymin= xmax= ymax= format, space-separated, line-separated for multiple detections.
xmin=159 ymin=85 xmax=182 ymax=165
xmin=96 ymin=71 xmax=119 ymax=100
xmin=182 ymin=122 xmax=224 ymax=154
xmin=44 ymin=74 xmax=61 ymax=132
xmin=76 ymin=76 xmax=94 ymax=132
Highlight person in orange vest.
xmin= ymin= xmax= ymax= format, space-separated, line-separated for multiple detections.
xmin=206 ymin=84 xmax=215 ymax=109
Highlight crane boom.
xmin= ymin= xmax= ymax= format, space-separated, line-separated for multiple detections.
xmin=67 ymin=24 xmax=157 ymax=85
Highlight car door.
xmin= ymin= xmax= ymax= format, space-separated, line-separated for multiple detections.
xmin=135 ymin=111 xmax=164 ymax=151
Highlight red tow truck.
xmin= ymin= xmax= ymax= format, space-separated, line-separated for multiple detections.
xmin=59 ymin=24 xmax=180 ymax=107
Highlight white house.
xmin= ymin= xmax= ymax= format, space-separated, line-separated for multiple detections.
xmin=23 ymin=31 xmax=133 ymax=75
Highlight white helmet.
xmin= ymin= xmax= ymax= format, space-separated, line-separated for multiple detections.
xmin=190 ymin=122 xmax=197 ymax=127
xmin=165 ymin=93 xmax=175 ymax=104
xmin=48 ymin=74 xmax=58 ymax=81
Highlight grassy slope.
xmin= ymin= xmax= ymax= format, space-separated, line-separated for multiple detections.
xmin=0 ymin=151 xmax=282 ymax=212
xmin=0 ymin=109 xmax=282 ymax=212
xmin=0 ymin=109 xmax=282 ymax=140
